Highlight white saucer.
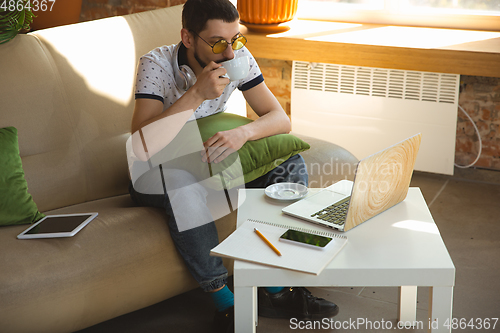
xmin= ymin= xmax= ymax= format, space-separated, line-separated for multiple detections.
xmin=264 ymin=183 xmax=308 ymax=201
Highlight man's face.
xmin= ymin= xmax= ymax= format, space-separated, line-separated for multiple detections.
xmin=192 ymin=19 xmax=241 ymax=69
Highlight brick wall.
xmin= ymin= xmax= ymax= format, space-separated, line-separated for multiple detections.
xmin=79 ymin=0 xmax=500 ymax=172
xmin=80 ymin=0 xmax=186 ymax=22
xmin=246 ymin=58 xmax=292 ymax=121
xmin=456 ymin=76 xmax=500 ymax=170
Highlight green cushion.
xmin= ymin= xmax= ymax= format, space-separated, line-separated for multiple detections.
xmin=196 ymin=112 xmax=310 ymax=184
xmin=135 ymin=112 xmax=310 ymax=191
xmin=0 ymin=127 xmax=45 ymax=226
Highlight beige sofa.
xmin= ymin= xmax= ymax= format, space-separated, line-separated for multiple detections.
xmin=0 ymin=5 xmax=357 ymax=333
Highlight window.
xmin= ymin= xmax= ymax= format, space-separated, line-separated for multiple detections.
xmin=297 ymin=0 xmax=500 ymax=31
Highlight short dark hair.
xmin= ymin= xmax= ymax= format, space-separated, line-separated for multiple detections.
xmin=182 ymin=0 xmax=240 ymax=34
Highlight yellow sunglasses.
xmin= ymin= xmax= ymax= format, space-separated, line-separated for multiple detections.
xmin=192 ymin=31 xmax=247 ymax=54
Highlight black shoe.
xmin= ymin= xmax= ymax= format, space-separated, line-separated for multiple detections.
xmin=213 ymin=306 xmax=234 ymax=333
xmin=258 ymin=287 xmax=339 ymax=320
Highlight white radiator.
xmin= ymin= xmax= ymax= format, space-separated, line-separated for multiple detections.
xmin=291 ymin=61 xmax=460 ymax=175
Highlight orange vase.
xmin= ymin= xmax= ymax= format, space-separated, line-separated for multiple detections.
xmin=238 ymin=0 xmax=298 ymax=25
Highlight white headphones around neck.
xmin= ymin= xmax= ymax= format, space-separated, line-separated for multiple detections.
xmin=172 ymin=42 xmax=196 ymax=91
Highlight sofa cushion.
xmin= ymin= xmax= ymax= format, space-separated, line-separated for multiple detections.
xmin=196 ymin=112 xmax=311 ymax=184
xmin=0 ymin=127 xmax=45 ymax=226
xmin=292 ymin=132 xmax=358 ymax=188
xmin=0 ymin=194 xmax=235 ymax=333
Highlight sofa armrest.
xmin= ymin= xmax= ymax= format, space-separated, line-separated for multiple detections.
xmin=292 ymin=132 xmax=358 ymax=188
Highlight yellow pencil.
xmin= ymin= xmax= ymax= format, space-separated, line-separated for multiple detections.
xmin=254 ymin=228 xmax=282 ymax=256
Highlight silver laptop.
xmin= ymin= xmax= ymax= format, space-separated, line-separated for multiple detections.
xmin=282 ymin=133 xmax=422 ymax=232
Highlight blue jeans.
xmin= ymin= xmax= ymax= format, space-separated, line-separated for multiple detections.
xmin=128 ymin=154 xmax=308 ymax=292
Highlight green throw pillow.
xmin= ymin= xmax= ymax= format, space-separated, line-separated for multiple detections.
xmin=133 ymin=112 xmax=310 ymax=192
xmin=0 ymin=127 xmax=45 ymax=226
xmin=196 ymin=112 xmax=310 ymax=184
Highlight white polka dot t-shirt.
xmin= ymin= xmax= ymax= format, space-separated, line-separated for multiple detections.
xmin=134 ymin=43 xmax=264 ymax=119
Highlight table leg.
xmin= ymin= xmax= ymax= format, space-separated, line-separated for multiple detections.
xmin=428 ymin=286 xmax=454 ymax=333
xmin=398 ymin=286 xmax=418 ymax=325
xmin=234 ymin=286 xmax=257 ymax=333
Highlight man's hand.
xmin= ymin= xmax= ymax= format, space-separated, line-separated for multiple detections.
xmin=192 ymin=61 xmax=230 ymax=101
xmin=201 ymin=127 xmax=249 ymax=163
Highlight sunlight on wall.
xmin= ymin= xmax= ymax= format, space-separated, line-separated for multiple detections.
xmin=225 ymin=89 xmax=247 ymax=117
xmin=296 ymin=0 xmax=500 ymax=31
xmin=32 ymin=16 xmax=136 ymax=107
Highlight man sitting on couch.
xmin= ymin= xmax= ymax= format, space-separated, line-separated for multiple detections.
xmin=128 ymin=0 xmax=339 ymax=331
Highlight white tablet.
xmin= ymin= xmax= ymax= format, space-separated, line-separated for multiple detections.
xmin=17 ymin=213 xmax=98 ymax=239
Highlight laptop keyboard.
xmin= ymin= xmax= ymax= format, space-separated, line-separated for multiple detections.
xmin=310 ymin=196 xmax=351 ymax=226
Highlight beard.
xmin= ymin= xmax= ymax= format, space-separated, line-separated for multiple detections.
xmin=194 ymin=50 xmax=208 ymax=69
xmin=194 ymin=47 xmax=231 ymax=69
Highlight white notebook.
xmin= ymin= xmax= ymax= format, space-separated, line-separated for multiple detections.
xmin=210 ymin=219 xmax=348 ymax=275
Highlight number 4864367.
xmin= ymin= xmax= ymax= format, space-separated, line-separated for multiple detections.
xmin=0 ymin=0 xmax=56 ymax=12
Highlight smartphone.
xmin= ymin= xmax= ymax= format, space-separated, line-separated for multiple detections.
xmin=279 ymin=229 xmax=332 ymax=250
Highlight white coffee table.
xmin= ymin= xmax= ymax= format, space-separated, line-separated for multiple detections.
xmin=233 ymin=186 xmax=455 ymax=333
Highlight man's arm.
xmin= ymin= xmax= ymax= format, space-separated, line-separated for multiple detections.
xmin=131 ymin=62 xmax=229 ymax=161
xmin=241 ymin=81 xmax=291 ymax=138
xmin=202 ymin=81 xmax=290 ymax=163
